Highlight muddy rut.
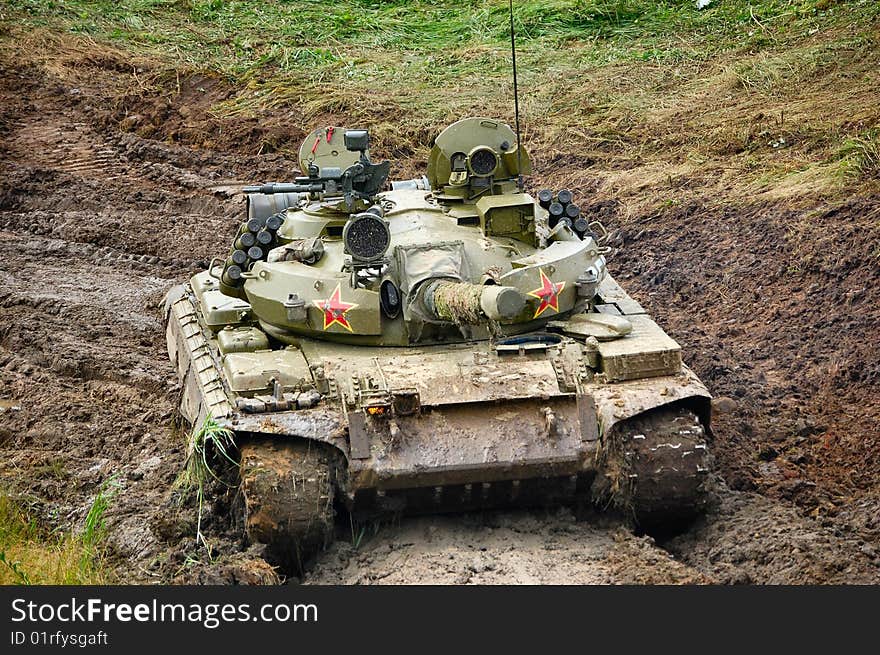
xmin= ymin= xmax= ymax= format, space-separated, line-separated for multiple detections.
xmin=0 ymin=63 xmax=878 ymax=584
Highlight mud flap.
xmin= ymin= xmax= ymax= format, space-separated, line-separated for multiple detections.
xmin=589 ymin=364 xmax=712 ymax=439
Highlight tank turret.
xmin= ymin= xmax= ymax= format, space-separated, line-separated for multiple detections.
xmin=215 ymin=118 xmax=609 ymax=349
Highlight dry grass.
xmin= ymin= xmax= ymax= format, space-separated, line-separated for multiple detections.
xmin=0 ymin=491 xmax=111 ymax=585
xmin=1 ymin=1 xmax=878 ymax=217
xmin=838 ymin=129 xmax=880 ymax=181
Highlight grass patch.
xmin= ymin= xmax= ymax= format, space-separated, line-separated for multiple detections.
xmin=0 ymin=482 xmax=118 ymax=585
xmin=4 ymin=1 xmax=876 ymax=90
xmin=1 ymin=1 xmax=876 ymax=200
xmin=730 ymin=35 xmax=874 ymax=94
xmin=175 ymin=415 xmax=236 ymax=554
xmin=837 ymin=129 xmax=880 ymax=181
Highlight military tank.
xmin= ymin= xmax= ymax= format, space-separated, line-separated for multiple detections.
xmin=165 ymin=118 xmax=712 ymax=571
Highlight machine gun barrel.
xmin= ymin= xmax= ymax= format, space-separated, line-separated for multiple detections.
xmin=243 ymin=183 xmax=323 ymax=195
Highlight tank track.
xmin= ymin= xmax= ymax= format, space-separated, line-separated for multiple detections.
xmin=592 ymin=405 xmax=711 ymax=528
xmin=239 ymin=438 xmax=336 ymax=573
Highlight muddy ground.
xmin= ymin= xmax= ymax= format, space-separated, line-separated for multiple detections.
xmin=1 ymin=50 xmax=878 ymax=584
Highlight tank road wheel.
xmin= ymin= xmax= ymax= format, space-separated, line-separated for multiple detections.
xmin=592 ymin=406 xmax=711 ymax=530
xmin=239 ymin=438 xmax=336 ymax=574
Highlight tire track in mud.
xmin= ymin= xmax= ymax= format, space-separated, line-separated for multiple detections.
xmin=0 ymin=241 xmax=170 ymax=385
xmin=0 ymin=86 xmax=234 ymax=577
xmin=4 ymin=109 xmax=215 ymax=193
xmin=304 ymin=512 xmax=711 ymax=585
xmin=0 ymin=79 xmax=315 ymax=579
xmin=9 ymin=119 xmax=135 ymax=184
xmin=1 ymin=103 xmax=246 ymax=266
xmin=0 ymin=228 xmax=183 ymax=569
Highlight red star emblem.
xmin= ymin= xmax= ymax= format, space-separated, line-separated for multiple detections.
xmin=527 ymin=269 xmax=566 ymax=318
xmin=314 ymin=284 xmax=357 ymax=331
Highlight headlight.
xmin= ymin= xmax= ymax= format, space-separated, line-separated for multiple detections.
xmin=343 ymin=212 xmax=391 ymax=262
xmin=467 ymin=146 xmax=499 ymax=177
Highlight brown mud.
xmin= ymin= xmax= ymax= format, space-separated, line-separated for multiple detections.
xmin=1 ymin=50 xmax=878 ymax=584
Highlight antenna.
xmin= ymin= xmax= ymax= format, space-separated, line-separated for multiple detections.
xmin=508 ymin=0 xmax=523 ymax=191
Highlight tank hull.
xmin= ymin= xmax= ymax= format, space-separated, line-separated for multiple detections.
xmin=165 ymin=280 xmax=712 ymax=522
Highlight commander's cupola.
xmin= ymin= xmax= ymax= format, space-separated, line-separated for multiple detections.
xmin=427 ymin=117 xmax=536 ymax=244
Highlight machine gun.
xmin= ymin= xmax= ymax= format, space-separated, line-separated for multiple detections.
xmin=243 ymin=130 xmax=390 ymax=212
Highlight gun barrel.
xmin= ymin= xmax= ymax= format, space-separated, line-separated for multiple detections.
xmin=243 ymin=183 xmax=321 ymax=195
xmin=424 ymin=280 xmax=525 ymax=323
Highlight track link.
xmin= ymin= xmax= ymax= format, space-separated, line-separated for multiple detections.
xmin=239 ymin=438 xmax=336 ymax=573
xmin=593 ymin=405 xmax=711 ymax=528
